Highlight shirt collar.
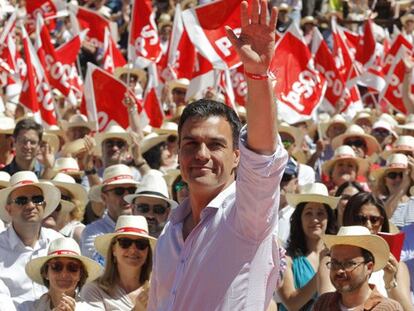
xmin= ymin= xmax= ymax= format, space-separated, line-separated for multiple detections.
xmin=7 ymin=224 xmax=47 ymax=250
xmin=103 ymin=213 xmax=116 ymax=227
xmin=363 ymin=285 xmax=385 ymax=309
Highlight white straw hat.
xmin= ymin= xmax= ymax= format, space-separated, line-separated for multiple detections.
xmin=94 ymin=215 xmax=156 ymax=257
xmin=370 ymin=153 xmax=408 ymax=182
xmin=60 ymin=114 xmax=96 ymax=132
xmin=381 ymin=135 xmax=414 ymax=159
xmin=0 ymin=115 xmax=15 ymax=134
xmin=322 ymin=145 xmax=370 ymax=176
xmin=286 ymin=182 xmax=340 ymax=209
xmin=332 ymin=124 xmax=381 ymax=156
xmin=88 ymin=164 xmax=139 ymax=203
xmin=42 ymin=132 xmax=60 ymax=153
xmin=25 ymin=237 xmax=102 ymax=285
xmin=323 ymin=226 xmax=389 ymax=271
xmin=94 ymin=123 xmax=131 ymax=148
xmin=320 ymin=114 xmax=348 ymax=139
xmin=51 ymin=173 xmax=88 ymax=212
xmin=124 ymin=169 xmax=178 ymax=209
xmin=114 ymin=66 xmax=147 ymax=87
xmin=53 ymin=157 xmax=83 ymax=177
xmin=0 ymin=171 xmax=10 ymax=188
xmin=0 ymin=171 xmax=61 ymax=222
xmin=153 ymin=122 xmax=178 ymax=136
xmin=140 ymin=133 xmax=169 ymax=154
xmin=168 ymin=78 xmax=189 ymax=90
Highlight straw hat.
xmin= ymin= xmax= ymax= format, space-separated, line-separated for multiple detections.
xmin=401 ymin=13 xmax=414 ymax=25
xmin=0 ymin=171 xmax=61 ymax=222
xmin=0 ymin=171 xmax=10 ymax=188
xmin=94 ymin=123 xmax=131 ymax=148
xmin=46 ymin=125 xmax=64 ymax=138
xmin=124 ymin=169 xmax=178 ymax=209
xmin=0 ymin=115 xmax=15 ymax=134
xmin=25 ymin=237 xmax=102 ymax=285
xmin=94 ymin=215 xmax=157 ymax=257
xmin=372 ymin=120 xmax=398 ymax=139
xmin=60 ymin=114 xmax=96 ymax=132
xmin=42 ymin=132 xmax=60 ymax=153
xmin=61 ymin=137 xmax=96 ymax=157
xmin=279 ymin=122 xmax=304 ymax=145
xmin=370 ymin=153 xmax=408 ymax=182
xmin=301 ymin=16 xmax=318 ymax=27
xmin=278 ymin=3 xmax=291 ymax=12
xmin=322 ymin=145 xmax=370 ymax=176
xmin=114 ymin=66 xmax=147 ymax=87
xmin=381 ymin=135 xmax=414 ymax=159
xmin=352 ymin=111 xmax=373 ymax=125
xmin=51 ymin=173 xmax=88 ymax=210
xmin=153 ymin=121 xmax=178 ymax=136
xmin=88 ymin=164 xmax=139 ymax=203
xmin=168 ymin=78 xmax=190 ymax=91
xmin=53 ymin=157 xmax=83 ymax=177
xmin=323 ymin=226 xmax=389 ymax=271
xmin=319 ymin=114 xmax=348 ymax=139
xmin=331 ymin=124 xmax=381 ymax=156
xmin=286 ymin=182 xmax=340 ymax=209
xmin=140 ymin=132 xmax=169 ymax=154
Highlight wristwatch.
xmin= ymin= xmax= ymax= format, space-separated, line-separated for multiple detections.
xmin=84 ymin=167 xmax=97 ymax=176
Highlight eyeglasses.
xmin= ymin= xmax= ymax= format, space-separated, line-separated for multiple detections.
xmin=117 ymin=237 xmax=150 ymax=250
xmin=9 ymin=195 xmax=45 ymax=206
xmin=133 ymin=203 xmax=168 ymax=215
xmin=103 ymin=187 xmax=136 ymax=196
xmin=344 ymin=139 xmax=366 ymax=148
xmin=172 ymin=89 xmax=186 ymax=95
xmin=386 ymin=171 xmax=403 ymax=180
xmin=354 ymin=214 xmax=384 ymax=226
xmin=104 ymin=140 xmax=127 ymax=149
xmin=61 ymin=194 xmax=73 ymax=202
xmin=326 ymin=260 xmax=366 ymax=272
xmin=372 ymin=129 xmax=390 ymax=137
xmin=174 ymin=180 xmax=188 ymax=193
xmin=48 ymin=261 xmax=81 ymax=273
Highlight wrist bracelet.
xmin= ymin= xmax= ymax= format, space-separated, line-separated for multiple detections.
xmin=244 ymin=71 xmax=269 ymax=80
xmin=84 ymin=167 xmax=97 ymax=176
xmin=385 ymin=279 xmax=397 ymax=290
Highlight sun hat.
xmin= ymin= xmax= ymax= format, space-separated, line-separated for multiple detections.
xmin=25 ymin=237 xmax=102 ymax=285
xmin=60 ymin=114 xmax=96 ymax=132
xmin=286 ymin=182 xmax=340 ymax=210
xmin=352 ymin=111 xmax=374 ymax=126
xmin=331 ymin=124 xmax=381 ymax=156
xmin=61 ymin=137 xmax=96 ymax=157
xmin=88 ymin=164 xmax=140 ymax=203
xmin=94 ymin=123 xmax=131 ymax=148
xmin=322 ymin=145 xmax=370 ymax=176
xmin=319 ymin=114 xmax=348 ymax=139
xmin=140 ymin=132 xmax=169 ymax=154
xmin=381 ymin=135 xmax=414 ymax=159
xmin=278 ymin=3 xmax=291 ymax=12
xmin=323 ymin=225 xmax=389 ymax=271
xmin=124 ymin=169 xmax=178 ymax=209
xmin=42 ymin=132 xmax=60 ymax=153
xmin=53 ymin=157 xmax=83 ymax=177
xmin=401 ymin=13 xmax=414 ymax=25
xmin=0 ymin=115 xmax=15 ymax=134
xmin=0 ymin=171 xmax=61 ymax=222
xmin=301 ymin=15 xmax=318 ymax=27
xmin=0 ymin=171 xmax=10 ymax=188
xmin=114 ymin=66 xmax=147 ymax=87
xmin=168 ymin=78 xmax=190 ymax=91
xmin=372 ymin=120 xmax=398 ymax=139
xmin=50 ymin=173 xmax=88 ymax=212
xmin=46 ymin=125 xmax=64 ymax=138
xmin=370 ymin=153 xmax=408 ymax=182
xmin=279 ymin=122 xmax=304 ymax=145
xmin=153 ymin=121 xmax=178 ymax=136
xmin=94 ymin=215 xmax=157 ymax=257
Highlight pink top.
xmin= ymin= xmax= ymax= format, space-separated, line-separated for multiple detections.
xmin=148 ymin=130 xmax=288 ymax=311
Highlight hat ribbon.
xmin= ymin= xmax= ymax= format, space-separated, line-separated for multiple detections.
xmin=136 ymin=190 xmax=168 ymax=199
xmin=103 ymin=174 xmax=133 ymax=184
xmin=49 ymin=250 xmax=79 ymax=256
xmin=116 ymin=227 xmax=148 ymax=235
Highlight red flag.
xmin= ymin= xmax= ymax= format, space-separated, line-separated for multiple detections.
xmin=270 ymin=23 xmax=326 ymax=124
xmin=230 ymin=65 xmax=247 ymax=106
xmin=25 ymin=0 xmax=58 ymax=33
xmin=144 ymin=63 xmax=164 ymax=127
xmin=186 ymin=52 xmax=216 ymax=101
xmin=84 ymin=63 xmax=143 ymax=131
xmin=128 ymin=0 xmax=162 ymax=64
xmin=182 ymin=0 xmax=247 ymax=69
xmin=0 ymin=12 xmax=20 ymax=89
xmin=19 ymin=26 xmax=57 ymax=127
xmin=218 ymin=69 xmax=236 ymax=111
xmin=383 ymin=34 xmax=413 ymax=75
xmin=355 ymin=19 xmax=376 ymax=67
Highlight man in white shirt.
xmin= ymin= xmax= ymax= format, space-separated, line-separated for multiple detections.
xmin=0 ymin=171 xmax=62 ymax=310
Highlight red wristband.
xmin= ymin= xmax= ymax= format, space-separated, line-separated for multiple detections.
xmin=244 ymin=71 xmax=269 ymax=80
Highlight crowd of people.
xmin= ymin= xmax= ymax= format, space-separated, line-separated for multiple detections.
xmin=1 ymin=0 xmax=414 ymax=310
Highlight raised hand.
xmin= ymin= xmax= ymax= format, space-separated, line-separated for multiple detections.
xmin=225 ymin=0 xmax=278 ymax=75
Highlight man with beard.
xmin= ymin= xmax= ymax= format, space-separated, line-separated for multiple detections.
xmin=0 ymin=171 xmax=62 ymax=310
xmin=313 ymin=226 xmax=403 ymax=310
xmin=125 ymin=169 xmax=178 ymax=238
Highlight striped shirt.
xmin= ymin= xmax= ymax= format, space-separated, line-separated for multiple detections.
xmin=312 ymin=285 xmax=403 ymax=311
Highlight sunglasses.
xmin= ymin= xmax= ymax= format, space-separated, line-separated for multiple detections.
xmin=174 ymin=180 xmax=188 ymax=193
xmin=133 ymin=203 xmax=168 ymax=215
xmin=172 ymin=89 xmax=186 ymax=95
xmin=48 ymin=261 xmax=81 ymax=273
xmin=61 ymin=194 xmax=73 ymax=202
xmin=282 ymin=141 xmax=293 ymax=149
xmin=10 ymin=195 xmax=45 ymax=206
xmin=104 ymin=140 xmax=127 ymax=149
xmin=386 ymin=171 xmax=403 ymax=180
xmin=103 ymin=187 xmax=136 ymax=196
xmin=345 ymin=139 xmax=366 ymax=148
xmin=354 ymin=214 xmax=384 ymax=226
xmin=326 ymin=260 xmax=366 ymax=272
xmin=372 ymin=129 xmax=390 ymax=137
xmin=117 ymin=238 xmax=150 ymax=250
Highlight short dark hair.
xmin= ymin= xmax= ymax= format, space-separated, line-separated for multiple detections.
xmin=361 ymin=247 xmax=375 ymax=265
xmin=13 ymin=118 xmax=43 ymax=141
xmin=178 ymin=100 xmax=242 ymax=149
xmin=334 ymin=181 xmax=364 ymax=197
xmin=342 ymin=192 xmax=390 ymax=232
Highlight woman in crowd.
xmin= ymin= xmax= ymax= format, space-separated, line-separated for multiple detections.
xmin=25 ymin=237 xmax=101 ymax=310
xmin=277 ymin=183 xmax=338 ymax=311
xmin=334 ymin=181 xmax=364 ymax=227
xmin=80 ymin=215 xmax=155 ymax=310
xmin=342 ymin=192 xmax=413 ymax=311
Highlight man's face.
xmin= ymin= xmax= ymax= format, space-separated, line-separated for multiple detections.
xmin=6 ymin=185 xmax=45 ymax=225
xmin=132 ymin=196 xmax=170 ymax=237
xmin=14 ymin=129 xmax=40 ymax=163
xmin=101 ymin=184 xmax=137 ymax=221
xmin=179 ymin=116 xmax=240 ymax=193
xmin=102 ymin=138 xmax=129 ymax=166
xmin=172 ymin=87 xmax=187 ymax=106
xmin=326 ymin=123 xmax=347 ymax=140
xmin=329 ymin=245 xmax=373 ymax=293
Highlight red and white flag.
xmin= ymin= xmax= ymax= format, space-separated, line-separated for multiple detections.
xmin=19 ymin=26 xmax=57 ymax=127
xmin=25 ymin=0 xmax=58 ymax=33
xmin=355 ymin=19 xmax=376 ymax=67
xmin=143 ymin=63 xmax=164 ymax=127
xmin=382 ymin=33 xmax=413 ymax=76
xmin=230 ymin=65 xmax=247 ymax=106
xmin=128 ymin=0 xmax=162 ymax=65
xmin=186 ymin=52 xmax=217 ymax=101
xmin=84 ymin=63 xmax=144 ymax=131
xmin=270 ymin=23 xmax=326 ymax=124
xmin=182 ymin=0 xmax=247 ymax=69
xmin=218 ymin=69 xmax=236 ymax=111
